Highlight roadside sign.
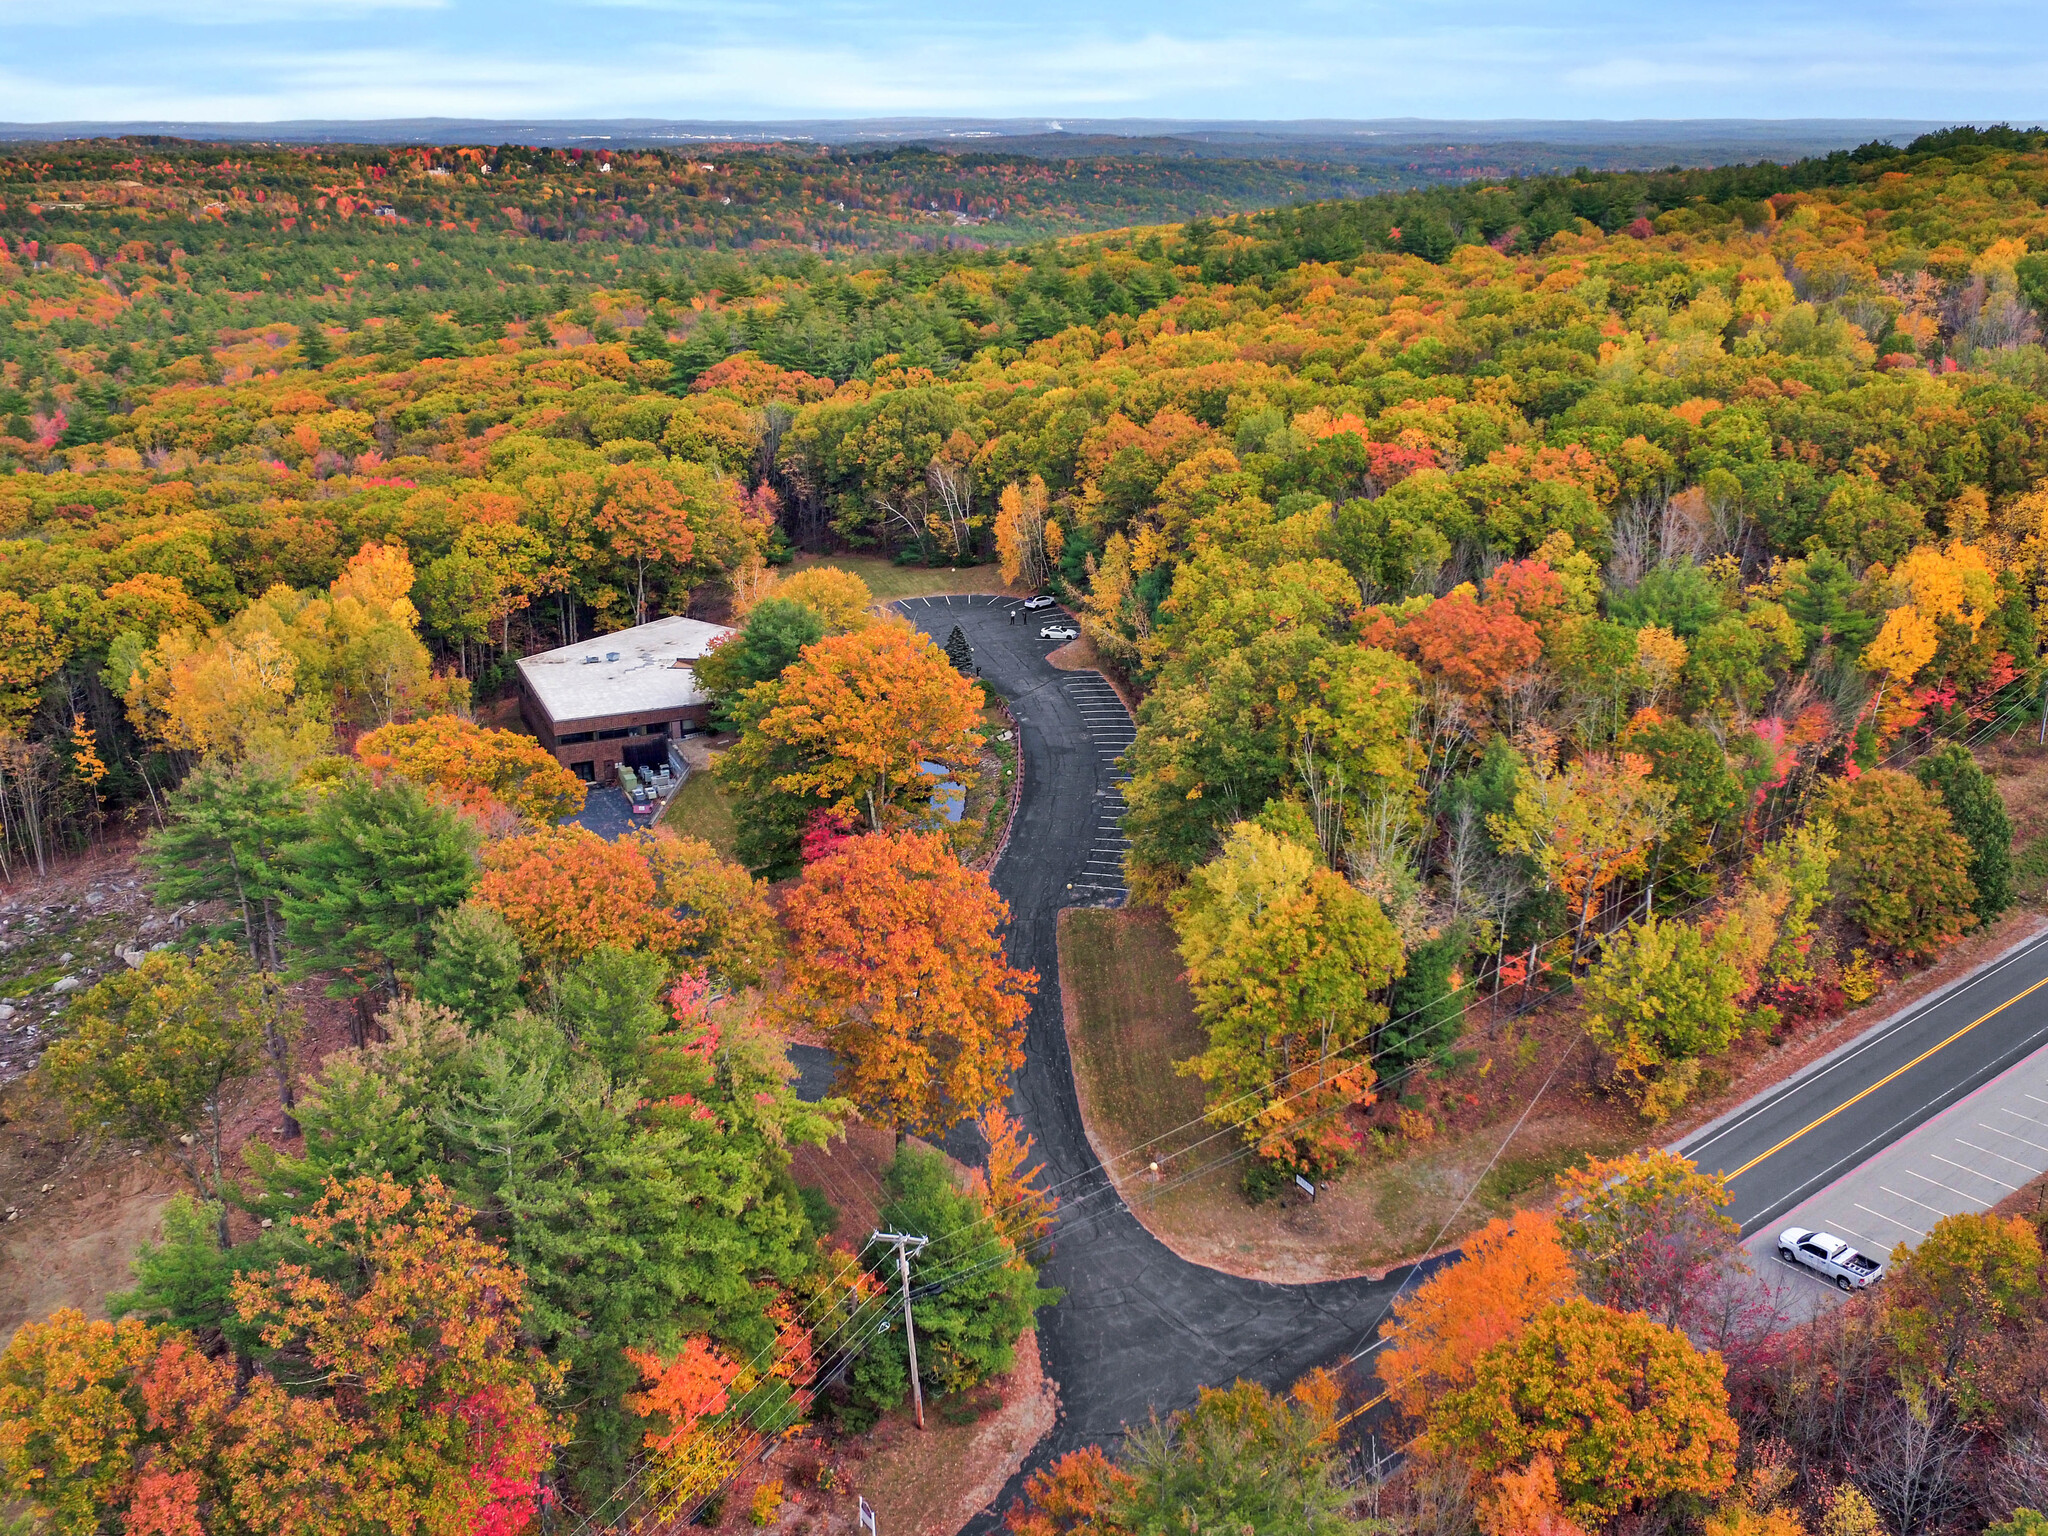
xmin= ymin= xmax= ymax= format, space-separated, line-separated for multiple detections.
xmin=859 ymin=1496 xmax=878 ymax=1535
xmin=1294 ymin=1174 xmax=1316 ymax=1199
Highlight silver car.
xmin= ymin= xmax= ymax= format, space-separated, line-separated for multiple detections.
xmin=1777 ymin=1227 xmax=1885 ymax=1291
xmin=1039 ymin=624 xmax=1079 ymax=641
xmin=1022 ymin=594 xmax=1058 ymax=610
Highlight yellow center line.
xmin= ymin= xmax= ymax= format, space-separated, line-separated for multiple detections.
xmin=1723 ymin=973 xmax=2048 ymax=1182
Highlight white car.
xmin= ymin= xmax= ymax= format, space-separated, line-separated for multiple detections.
xmin=1777 ymin=1227 xmax=1885 ymax=1291
xmin=1021 ymin=595 xmax=1058 ymax=610
xmin=1039 ymin=624 xmax=1079 ymax=641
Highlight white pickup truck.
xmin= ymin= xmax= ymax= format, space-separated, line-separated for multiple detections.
xmin=1776 ymin=1227 xmax=1886 ymax=1291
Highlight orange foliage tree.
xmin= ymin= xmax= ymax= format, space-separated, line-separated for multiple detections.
xmin=1004 ymin=1445 xmax=1133 ymax=1536
xmin=1428 ymin=1298 xmax=1738 ymax=1524
xmin=227 ymin=1174 xmax=563 ymax=1536
xmin=1364 ymin=586 xmax=1544 ymax=703
xmin=966 ymin=1104 xmax=1060 ymax=1251
xmin=726 ymin=625 xmax=984 ymax=832
xmin=473 ymin=825 xmax=777 ymax=983
xmin=357 ymin=714 xmax=585 ymax=824
xmin=0 ymin=1177 xmax=562 ymax=1536
xmin=474 ymin=824 xmax=673 ymax=968
xmin=1490 ymin=751 xmax=1677 ymax=961
xmin=776 ymin=830 xmax=1035 ymax=1134
xmin=641 ymin=831 xmax=780 ymax=988
xmin=1375 ymin=1211 xmax=1579 ymax=1423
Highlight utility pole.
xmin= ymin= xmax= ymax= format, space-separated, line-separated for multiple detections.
xmin=868 ymin=1230 xmax=931 ymax=1429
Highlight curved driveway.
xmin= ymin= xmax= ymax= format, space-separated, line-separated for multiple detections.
xmin=895 ymin=596 xmax=1420 ymax=1523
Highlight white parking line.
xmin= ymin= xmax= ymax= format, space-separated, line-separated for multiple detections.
xmin=1998 ymin=1106 xmax=2048 ymax=1134
xmin=1982 ymin=1120 xmax=2048 ymax=1156
xmin=1953 ymin=1137 xmax=2042 ymax=1175
xmin=1928 ymin=1154 xmax=2017 ymax=1191
xmin=1856 ymin=1202 xmax=1925 ymax=1237
xmin=1879 ymin=1184 xmax=1954 ymax=1218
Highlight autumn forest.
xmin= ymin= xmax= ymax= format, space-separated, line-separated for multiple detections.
xmin=9 ymin=121 xmax=2048 ymax=1536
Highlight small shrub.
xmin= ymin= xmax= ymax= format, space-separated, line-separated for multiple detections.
xmin=1840 ymin=948 xmax=1882 ymax=1006
xmin=750 ymin=1480 xmax=784 ymax=1527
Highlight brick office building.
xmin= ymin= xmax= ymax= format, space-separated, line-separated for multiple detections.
xmin=515 ymin=615 xmax=733 ymax=783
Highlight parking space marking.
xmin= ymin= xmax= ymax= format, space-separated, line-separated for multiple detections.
xmin=1997 ymin=1106 xmax=2048 ymax=1136
xmin=1856 ymin=1202 xmax=1924 ymax=1237
xmin=1927 ymin=1154 xmax=2016 ymax=1191
xmin=1952 ymin=1136 xmax=2041 ymax=1175
xmin=1879 ymin=1185 xmax=1952 ymax=1219
xmin=1982 ymin=1119 xmax=2048 ymax=1156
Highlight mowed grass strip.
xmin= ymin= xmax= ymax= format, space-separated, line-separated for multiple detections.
xmin=1058 ymin=907 xmax=1211 ymax=1175
xmin=786 ymin=552 xmax=1013 ymax=605
xmin=661 ymin=766 xmax=738 ymax=860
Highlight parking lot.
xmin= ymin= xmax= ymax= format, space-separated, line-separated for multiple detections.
xmin=1058 ymin=671 xmax=1133 ymax=907
xmin=1739 ymin=1038 xmax=2048 ymax=1318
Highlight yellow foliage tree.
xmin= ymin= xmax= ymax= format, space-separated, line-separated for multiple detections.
xmin=739 ymin=565 xmax=875 ymax=633
xmin=1490 ymin=751 xmax=1676 ymax=961
xmin=994 ymin=476 xmax=1052 ymax=590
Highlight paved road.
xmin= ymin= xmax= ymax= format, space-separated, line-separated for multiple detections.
xmin=890 ymin=596 xmax=1424 ymax=1525
xmin=1678 ymin=923 xmax=2048 ymax=1237
xmin=1736 ymin=1003 xmax=2048 ymax=1321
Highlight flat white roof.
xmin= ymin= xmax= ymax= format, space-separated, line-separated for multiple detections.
xmin=517 ymin=615 xmax=734 ymax=729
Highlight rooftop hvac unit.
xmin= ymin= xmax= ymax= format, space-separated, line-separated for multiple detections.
xmin=606 ymin=651 xmax=620 ymax=662
xmin=582 ymin=655 xmax=601 ymax=664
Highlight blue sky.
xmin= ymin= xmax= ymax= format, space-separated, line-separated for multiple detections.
xmin=2 ymin=0 xmax=2046 ymax=125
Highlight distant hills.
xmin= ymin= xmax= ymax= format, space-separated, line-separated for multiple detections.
xmin=0 ymin=116 xmax=1956 ymax=173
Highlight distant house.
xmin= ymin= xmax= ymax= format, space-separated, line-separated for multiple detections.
xmin=516 ymin=615 xmax=733 ymax=783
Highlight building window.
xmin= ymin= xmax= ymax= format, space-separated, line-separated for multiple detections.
xmin=571 ymin=760 xmax=595 ymax=782
xmin=559 ymin=731 xmax=594 ymax=744
xmin=597 ymin=727 xmax=632 ymax=741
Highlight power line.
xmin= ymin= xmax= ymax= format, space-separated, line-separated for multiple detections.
xmin=562 ymin=671 xmax=2044 ymax=1532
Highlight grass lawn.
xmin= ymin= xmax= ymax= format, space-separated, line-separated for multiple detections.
xmin=1060 ymin=906 xmax=1212 ymax=1168
xmin=786 ymin=551 xmax=1016 ymax=605
xmin=1057 ymin=905 xmax=1635 ymax=1281
xmin=661 ymin=765 xmax=738 ymax=860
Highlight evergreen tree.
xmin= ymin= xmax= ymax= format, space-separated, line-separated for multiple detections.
xmin=141 ymin=759 xmax=310 ymax=1126
xmin=1383 ymin=924 xmax=1473 ymax=1072
xmin=248 ymin=976 xmax=840 ymax=1504
xmin=1915 ymin=741 xmax=2014 ymax=921
xmin=944 ymin=623 xmax=976 ymax=675
xmin=282 ymin=773 xmax=477 ymax=1039
xmin=107 ymin=1194 xmax=240 ymax=1342
xmin=847 ymin=1144 xmax=1057 ymax=1424
xmin=295 ymin=320 xmax=335 ymax=369
xmin=693 ymin=596 xmax=827 ymax=726
xmin=141 ymin=758 xmax=307 ymax=973
xmin=554 ymin=943 xmax=670 ymax=1079
xmin=1783 ymin=546 xmax=1877 ymax=661
xmin=415 ymin=901 xmax=525 ymax=1025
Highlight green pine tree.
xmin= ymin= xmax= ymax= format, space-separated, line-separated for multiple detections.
xmin=1916 ymin=741 xmax=2015 ymax=921
xmin=847 ymin=1144 xmax=1058 ymax=1424
xmin=553 ymin=944 xmax=669 ymax=1079
xmin=282 ymin=773 xmax=477 ymax=1039
xmin=141 ymin=759 xmax=310 ymax=1126
xmin=416 ymin=901 xmax=525 ymax=1025
xmin=944 ymin=624 xmax=975 ymax=676
xmin=295 ymin=321 xmax=334 ymax=369
xmin=1784 ymin=545 xmax=1877 ymax=661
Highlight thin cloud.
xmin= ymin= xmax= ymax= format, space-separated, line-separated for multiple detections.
xmin=3 ymin=1 xmax=2048 ymax=121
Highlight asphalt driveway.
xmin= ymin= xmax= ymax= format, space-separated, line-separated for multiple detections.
xmin=888 ymin=596 xmax=1428 ymax=1522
